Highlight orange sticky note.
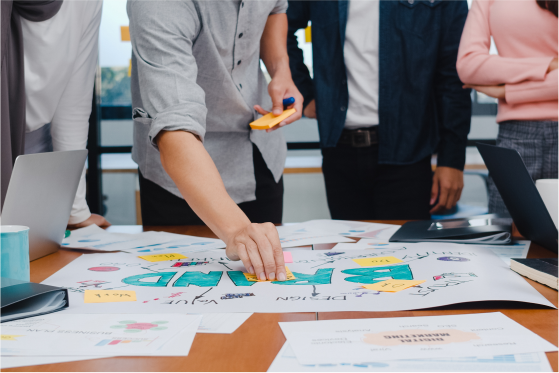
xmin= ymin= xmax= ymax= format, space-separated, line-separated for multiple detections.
xmin=362 ymin=280 xmax=425 ymax=292
xmin=121 ymin=26 xmax=130 ymax=41
xmin=138 ymin=253 xmax=187 ymax=262
xmin=352 ymin=256 xmax=403 ymax=267
xmin=84 ymin=290 xmax=137 ymax=303
xmin=244 ymin=267 xmax=296 ymax=282
xmin=249 ymin=108 xmax=297 ymax=130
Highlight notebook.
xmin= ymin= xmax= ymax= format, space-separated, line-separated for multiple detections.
xmin=510 ymin=258 xmax=558 ymax=290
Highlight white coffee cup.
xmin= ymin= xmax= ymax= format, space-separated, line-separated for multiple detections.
xmin=535 ymin=179 xmax=558 ymax=229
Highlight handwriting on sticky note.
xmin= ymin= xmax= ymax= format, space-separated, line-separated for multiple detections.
xmin=84 ymin=290 xmax=137 ymax=303
xmin=283 ymin=252 xmax=293 ymax=263
xmin=243 ymin=267 xmax=296 ymax=282
xmin=352 ymin=256 xmax=403 ymax=267
xmin=362 ymin=280 xmax=426 ymax=292
xmin=1 ymin=335 xmax=23 ymax=341
xmin=249 ymin=108 xmax=297 ymax=130
xmin=138 ymin=253 xmax=187 ymax=262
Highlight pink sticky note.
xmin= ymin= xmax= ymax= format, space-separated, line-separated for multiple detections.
xmin=283 ymin=252 xmax=293 ymax=263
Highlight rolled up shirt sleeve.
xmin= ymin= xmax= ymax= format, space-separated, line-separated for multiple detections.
xmin=271 ymin=0 xmax=288 ymax=14
xmin=127 ymin=1 xmax=207 ymax=148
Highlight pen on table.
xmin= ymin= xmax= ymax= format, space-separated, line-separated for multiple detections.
xmin=282 ymin=97 xmax=295 ymax=110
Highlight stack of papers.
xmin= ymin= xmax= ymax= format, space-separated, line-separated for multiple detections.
xmin=278 ymin=313 xmax=557 ymax=366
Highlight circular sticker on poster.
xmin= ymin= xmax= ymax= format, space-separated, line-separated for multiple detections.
xmin=88 ymin=266 xmax=120 ymax=272
xmin=437 ymin=256 xmax=470 ymax=262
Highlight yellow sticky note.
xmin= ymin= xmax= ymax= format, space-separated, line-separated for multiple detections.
xmin=352 ymin=256 xmax=403 ymax=267
xmin=362 ymin=280 xmax=426 ymax=292
xmin=1 ymin=335 xmax=22 ymax=341
xmin=84 ymin=290 xmax=137 ymax=303
xmin=244 ymin=267 xmax=296 ymax=282
xmin=249 ymin=108 xmax=297 ymax=130
xmin=121 ymin=26 xmax=130 ymax=41
xmin=138 ymin=253 xmax=187 ymax=262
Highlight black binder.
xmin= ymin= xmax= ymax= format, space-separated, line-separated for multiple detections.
xmin=1 ymin=277 xmax=69 ymax=322
xmin=389 ymin=214 xmax=512 ymax=244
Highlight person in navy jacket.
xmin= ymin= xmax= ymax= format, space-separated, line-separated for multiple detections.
xmin=287 ymin=0 xmax=471 ymax=219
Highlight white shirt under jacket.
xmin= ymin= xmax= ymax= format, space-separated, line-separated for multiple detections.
xmin=343 ymin=0 xmax=380 ymax=129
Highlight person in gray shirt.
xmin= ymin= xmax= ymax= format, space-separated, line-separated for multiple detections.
xmin=127 ymin=0 xmax=303 ymax=282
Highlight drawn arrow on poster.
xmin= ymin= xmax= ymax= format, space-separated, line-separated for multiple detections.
xmin=312 ymin=285 xmax=320 ymax=297
xmin=141 ymin=267 xmax=158 ymax=272
xmin=218 ymin=262 xmax=233 ymax=270
xmin=400 ymin=254 xmax=430 ymax=264
xmin=311 ymin=260 xmax=335 ymax=269
xmin=194 ymin=287 xmax=213 ymax=301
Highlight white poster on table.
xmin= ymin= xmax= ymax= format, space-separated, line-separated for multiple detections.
xmin=63 ymin=226 xmax=226 ymax=254
xmin=279 ymin=313 xmax=557 ymax=365
xmin=62 ymin=225 xmax=176 ymax=252
xmin=41 ymin=243 xmax=554 ymax=314
xmin=277 ymin=220 xmax=400 ymax=247
xmin=268 ymin=342 xmax=553 ymax=372
xmin=120 ymin=235 xmax=226 ymax=255
xmin=1 ymin=313 xmax=202 ymax=356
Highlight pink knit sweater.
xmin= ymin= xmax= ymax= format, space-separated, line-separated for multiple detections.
xmin=457 ymin=0 xmax=558 ymax=123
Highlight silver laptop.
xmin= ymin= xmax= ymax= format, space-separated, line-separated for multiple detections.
xmin=1 ymin=150 xmax=87 ymax=260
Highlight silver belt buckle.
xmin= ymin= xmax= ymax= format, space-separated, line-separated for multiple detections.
xmin=351 ymin=130 xmax=372 ymax=148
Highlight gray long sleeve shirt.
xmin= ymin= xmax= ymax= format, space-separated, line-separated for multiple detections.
xmin=127 ymin=0 xmax=287 ymax=204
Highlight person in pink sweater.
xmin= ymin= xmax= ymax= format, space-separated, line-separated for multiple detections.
xmin=456 ymin=0 xmax=558 ymax=214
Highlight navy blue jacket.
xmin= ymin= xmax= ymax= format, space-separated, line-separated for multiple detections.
xmin=287 ymin=0 xmax=472 ymax=170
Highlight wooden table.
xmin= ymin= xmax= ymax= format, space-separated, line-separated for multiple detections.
xmin=4 ymin=222 xmax=557 ymax=372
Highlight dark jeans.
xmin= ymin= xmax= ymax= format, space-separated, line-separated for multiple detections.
xmin=139 ymin=144 xmax=284 ymax=226
xmin=321 ymin=143 xmax=432 ymax=220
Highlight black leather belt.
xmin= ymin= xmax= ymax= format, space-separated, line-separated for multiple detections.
xmin=338 ymin=127 xmax=379 ymax=147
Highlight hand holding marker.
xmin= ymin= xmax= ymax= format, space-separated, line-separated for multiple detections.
xmin=250 ymin=97 xmax=297 ymax=130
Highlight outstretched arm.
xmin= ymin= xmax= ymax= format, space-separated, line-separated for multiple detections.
xmin=158 ymin=131 xmax=286 ymax=282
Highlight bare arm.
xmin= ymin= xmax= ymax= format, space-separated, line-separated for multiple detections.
xmin=158 ymin=131 xmax=286 ymax=282
xmin=254 ymin=13 xmax=303 ymax=131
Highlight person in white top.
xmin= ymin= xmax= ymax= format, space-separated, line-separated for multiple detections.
xmin=22 ymin=0 xmax=110 ymax=228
